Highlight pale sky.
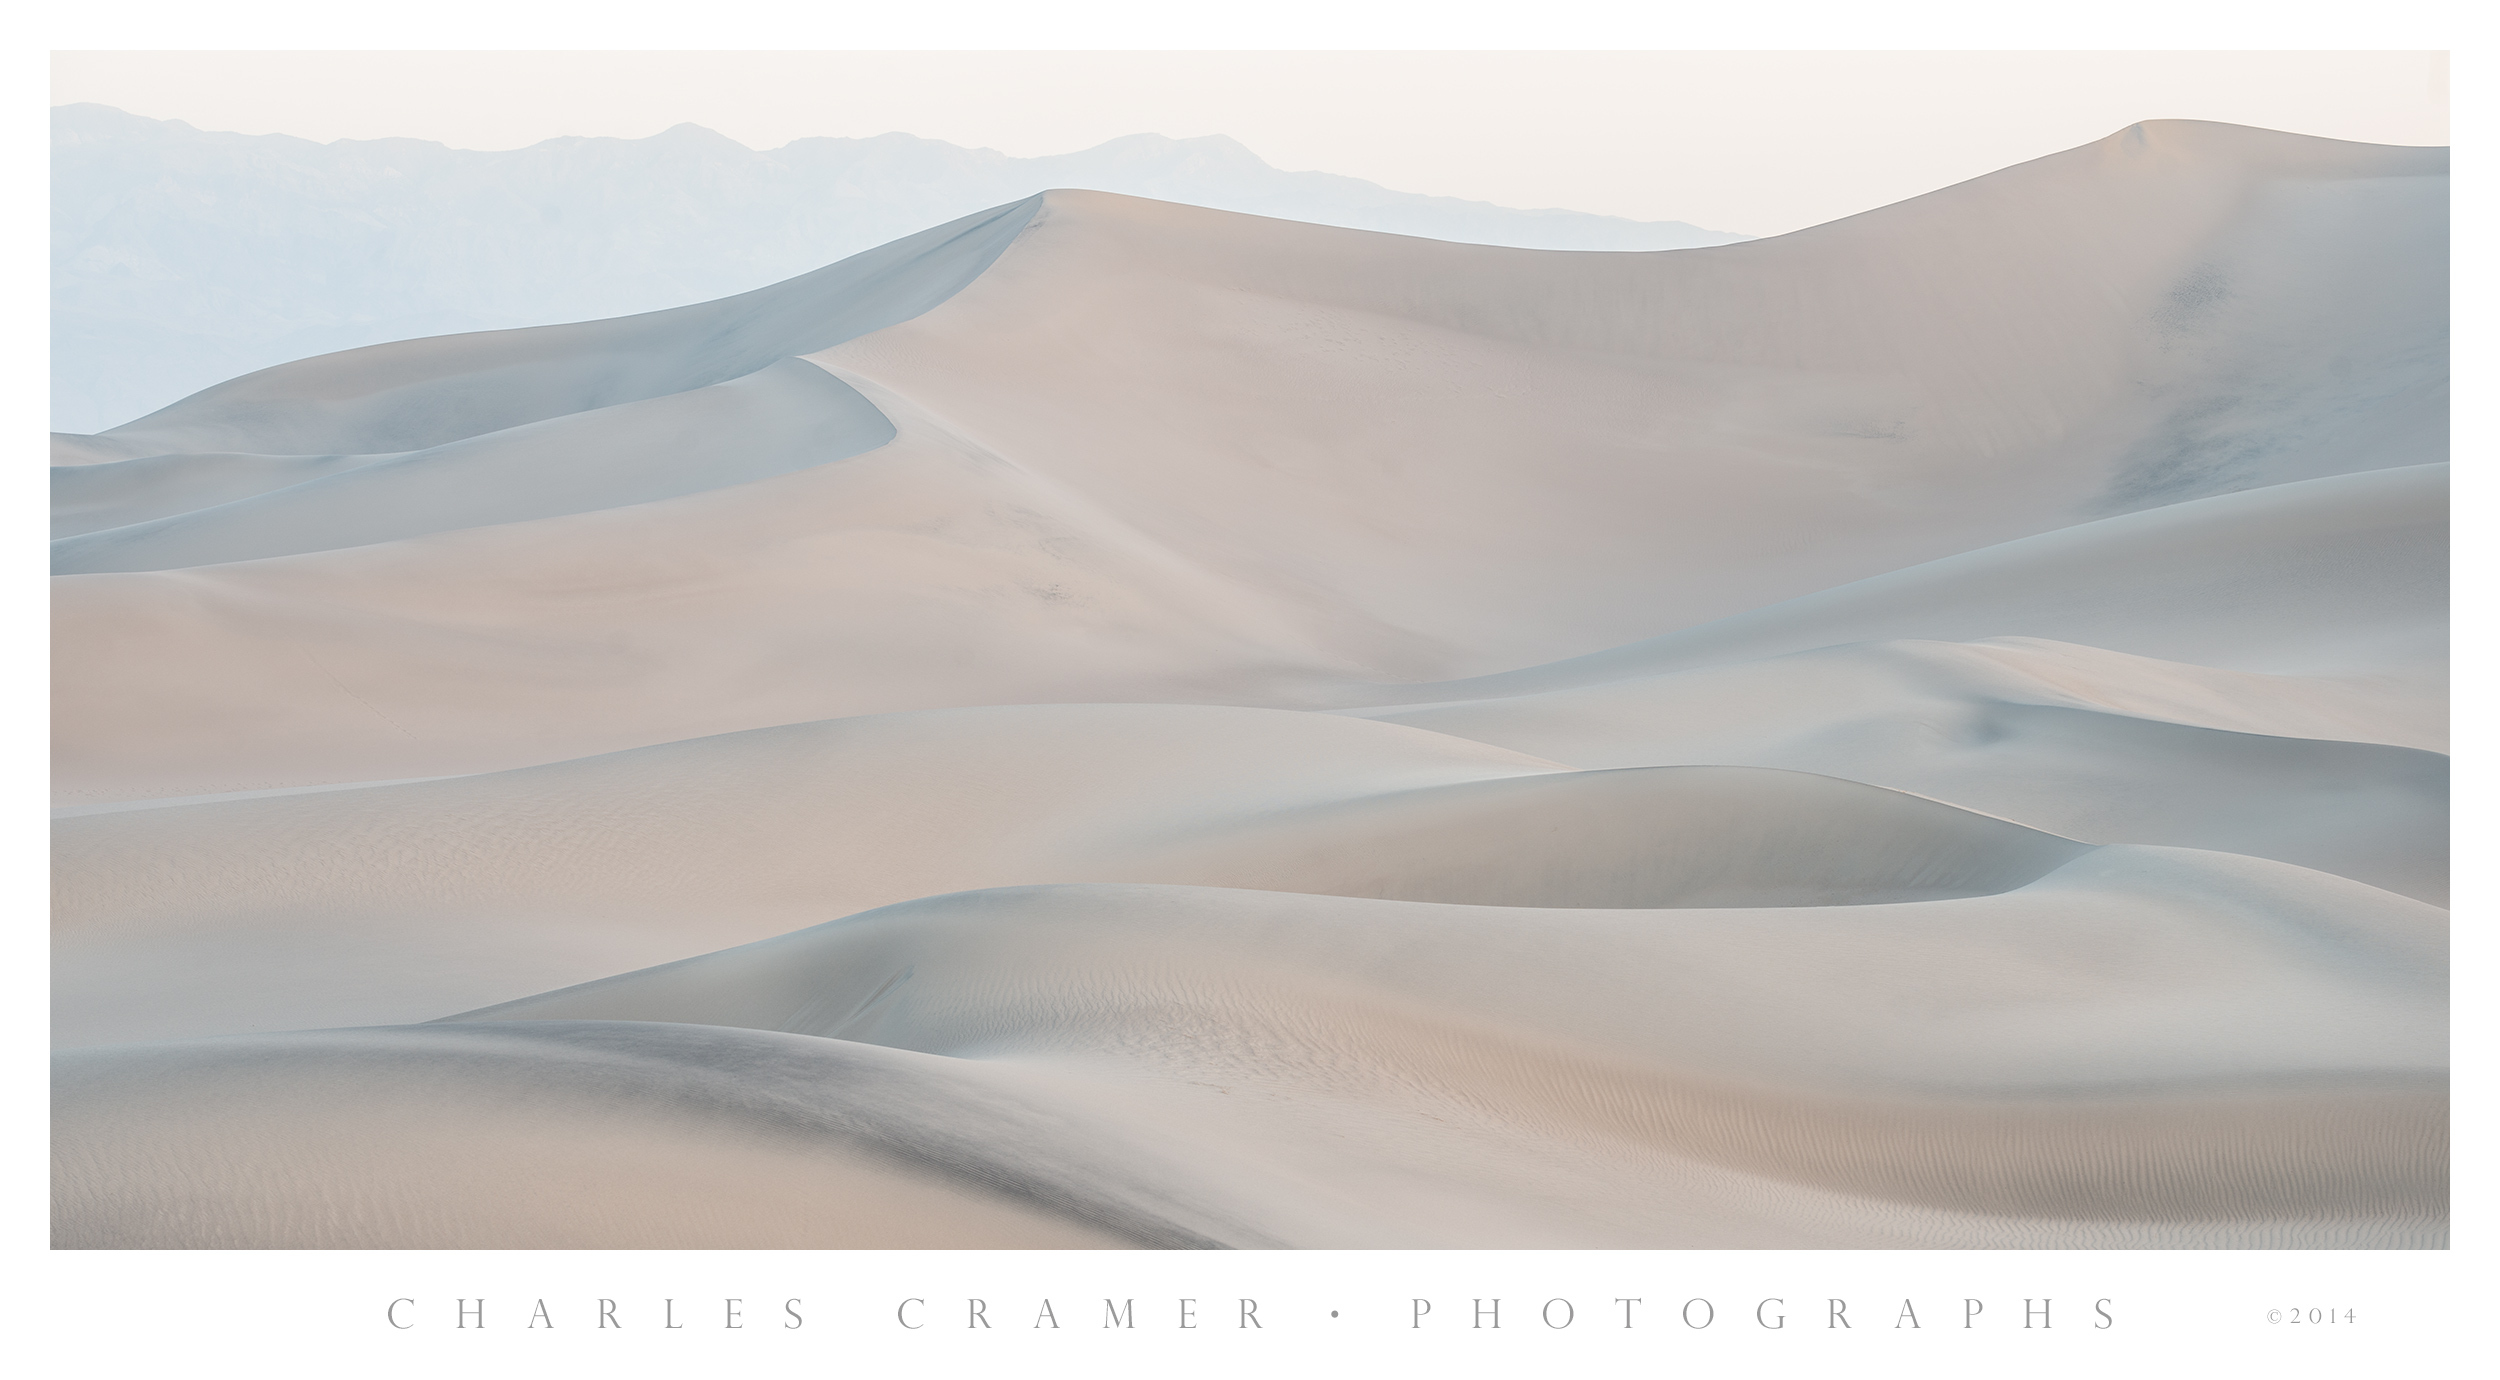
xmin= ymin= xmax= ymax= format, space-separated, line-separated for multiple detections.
xmin=50 ymin=51 xmax=2448 ymax=237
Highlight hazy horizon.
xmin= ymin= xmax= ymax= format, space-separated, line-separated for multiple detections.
xmin=51 ymin=102 xmax=1752 ymax=433
xmin=51 ymin=51 xmax=2448 ymax=238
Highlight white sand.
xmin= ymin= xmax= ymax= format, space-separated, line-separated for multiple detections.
xmin=51 ymin=121 xmax=2446 ymax=1248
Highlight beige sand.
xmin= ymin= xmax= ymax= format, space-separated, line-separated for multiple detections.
xmin=51 ymin=121 xmax=2446 ymax=1248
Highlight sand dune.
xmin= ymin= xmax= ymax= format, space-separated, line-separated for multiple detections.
xmin=51 ymin=394 xmax=1376 ymax=802
xmin=1374 ymin=463 xmax=2447 ymax=701
xmin=52 ymin=104 xmax=1750 ymax=437
xmin=60 ymin=197 xmax=1037 ymax=462
xmin=51 ymin=121 xmax=2446 ymax=1248
xmin=1359 ymin=638 xmax=2446 ymax=903
xmin=55 ymin=704 xmax=2100 ymax=1045
xmin=51 ymin=124 xmax=2447 ymax=803
xmin=53 ymin=1023 xmax=1223 ymax=1249
xmin=52 ymin=358 xmax=896 ymax=567
xmin=58 ymin=851 xmax=2445 ymax=1247
xmin=797 ymin=123 xmax=2442 ymax=669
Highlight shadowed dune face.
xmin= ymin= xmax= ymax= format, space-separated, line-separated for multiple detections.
xmin=66 ymin=196 xmax=1042 ymax=461
xmin=51 ymin=120 xmax=2446 ymax=1248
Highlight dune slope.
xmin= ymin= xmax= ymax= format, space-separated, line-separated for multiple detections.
xmin=59 ymin=856 xmax=2446 ymax=1248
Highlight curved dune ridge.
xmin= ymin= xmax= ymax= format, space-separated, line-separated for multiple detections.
xmin=50 ymin=120 xmax=2446 ymax=1248
xmin=51 ymin=358 xmax=898 ymax=567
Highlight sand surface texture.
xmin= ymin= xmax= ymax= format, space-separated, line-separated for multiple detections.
xmin=52 ymin=121 xmax=2446 ymax=1248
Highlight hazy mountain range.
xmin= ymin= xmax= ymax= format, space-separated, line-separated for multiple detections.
xmin=51 ymin=103 xmax=1748 ymax=434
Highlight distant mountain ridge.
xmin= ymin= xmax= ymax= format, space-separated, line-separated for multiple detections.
xmin=51 ymin=103 xmax=1748 ymax=433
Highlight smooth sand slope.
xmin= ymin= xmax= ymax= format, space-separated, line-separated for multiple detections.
xmin=52 ymin=121 xmax=2447 ymax=1248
